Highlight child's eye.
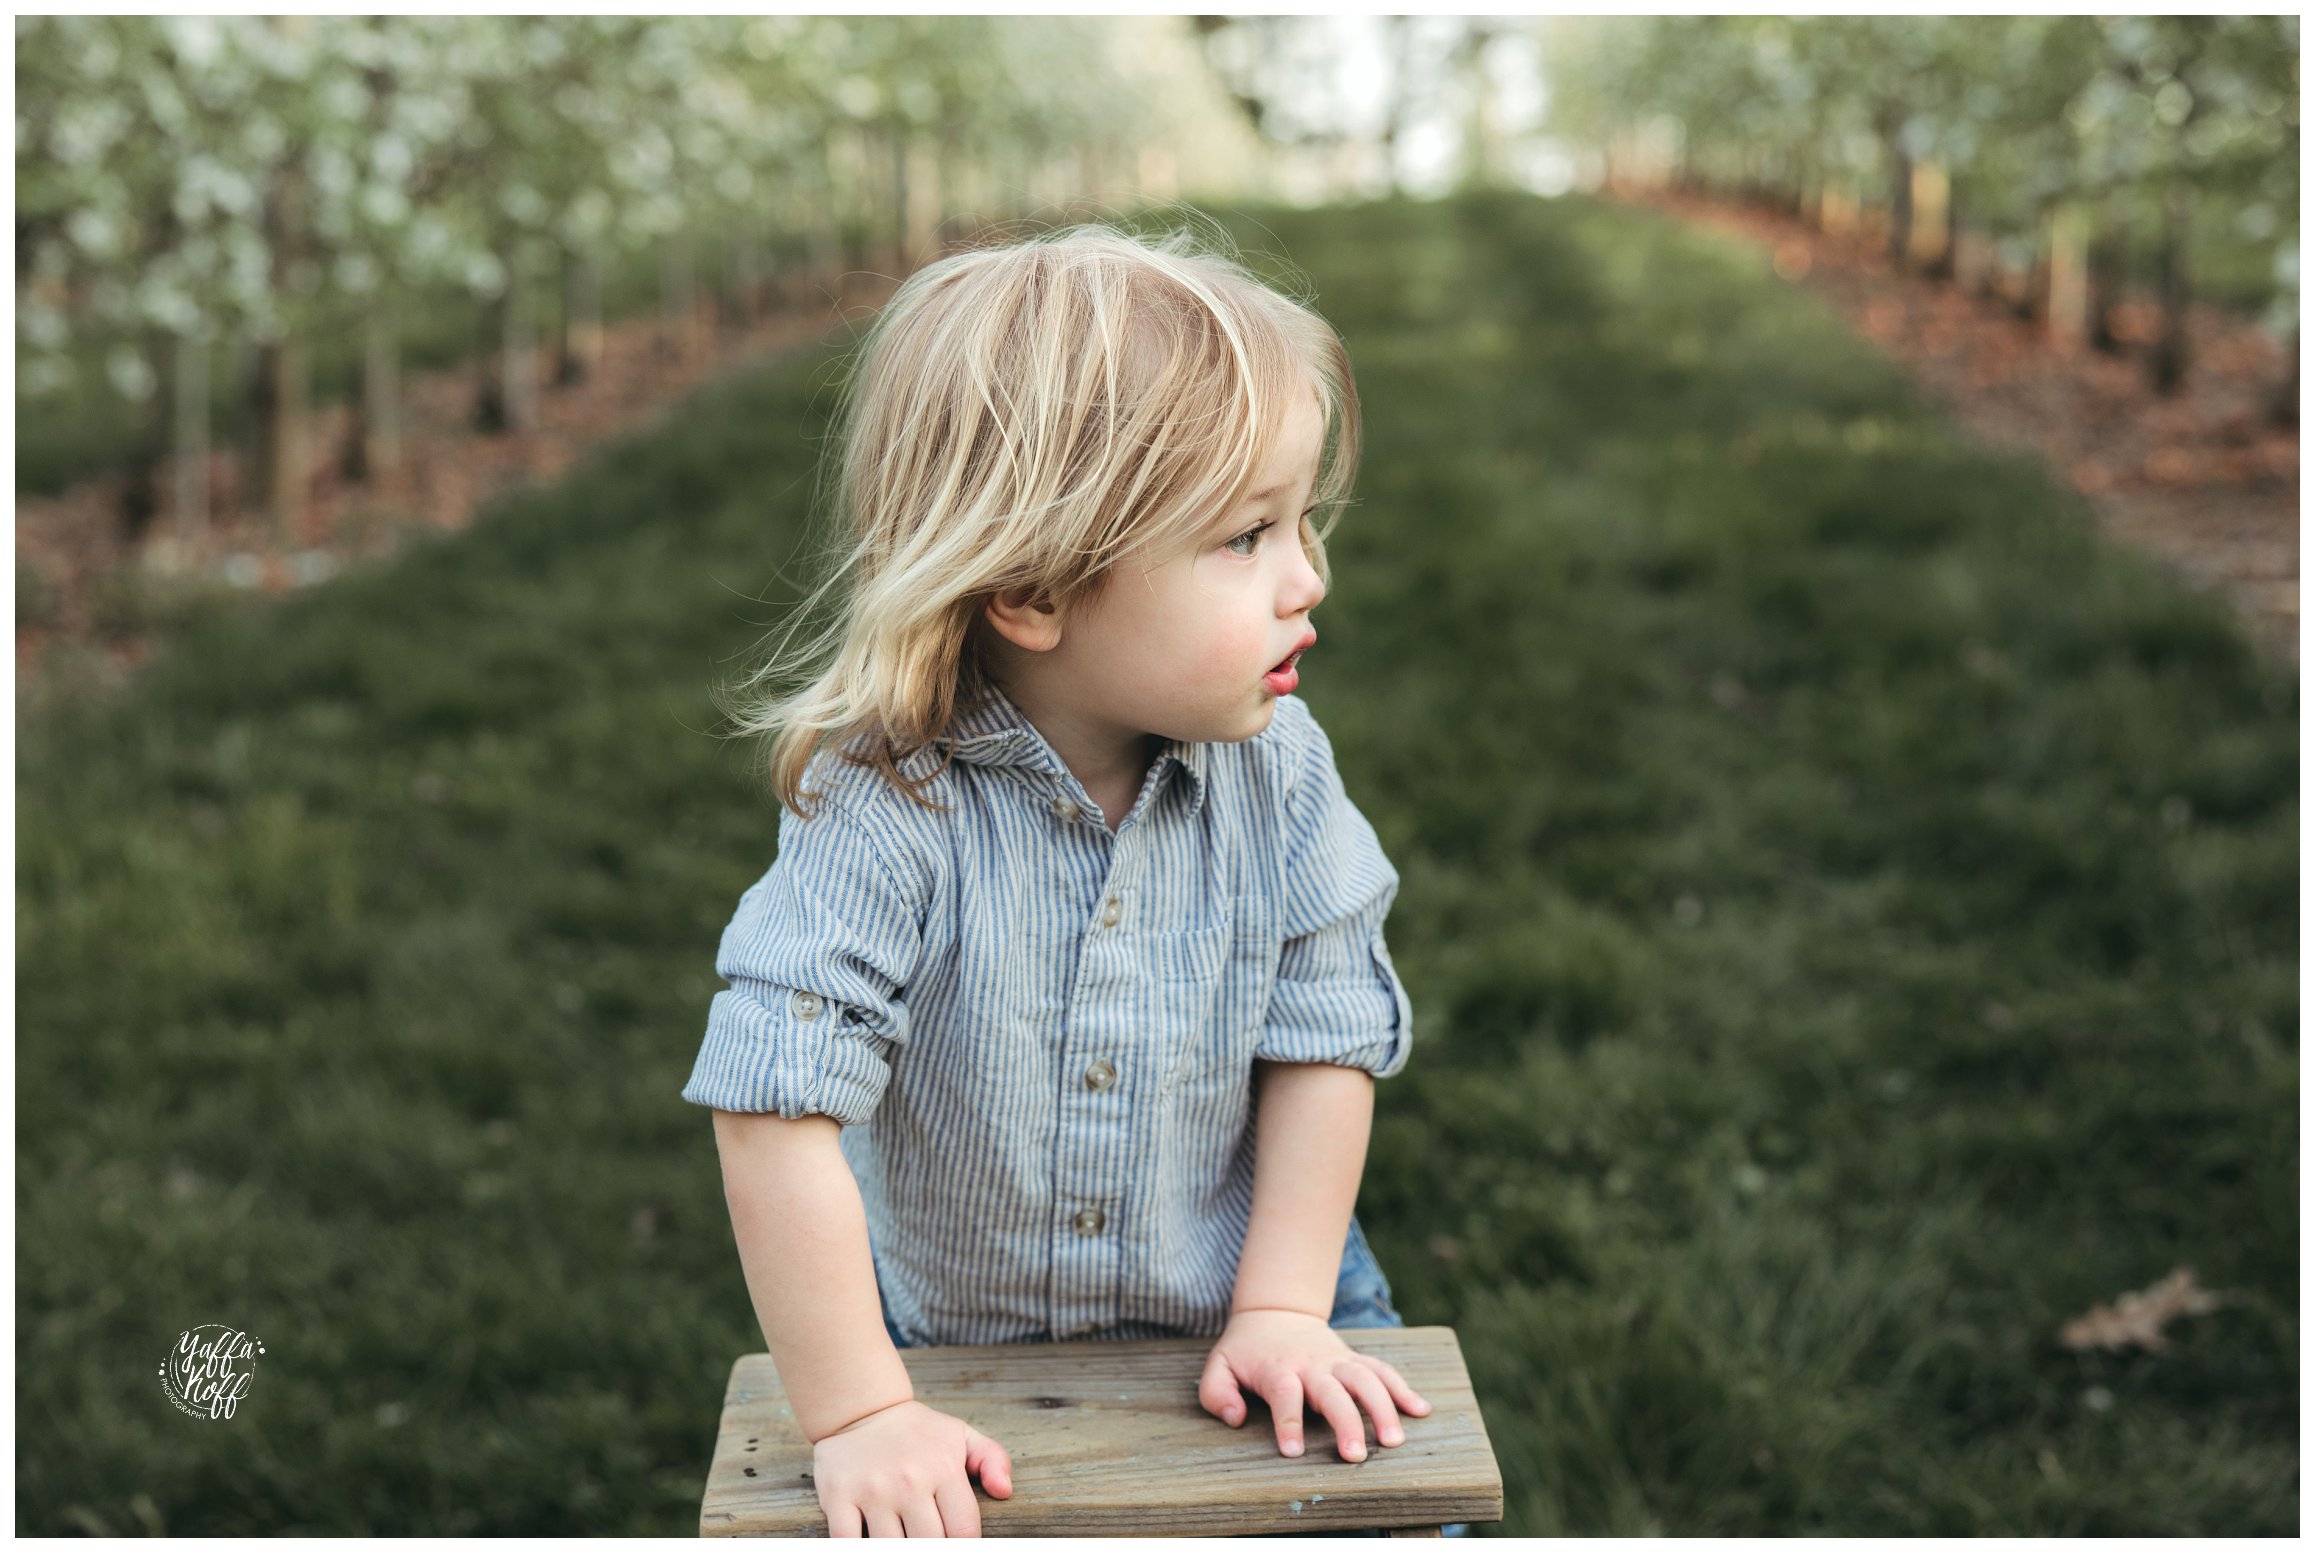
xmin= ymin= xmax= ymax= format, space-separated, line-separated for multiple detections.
xmin=1223 ymin=521 xmax=1274 ymax=558
xmin=1224 ymin=507 xmax=1319 ymax=559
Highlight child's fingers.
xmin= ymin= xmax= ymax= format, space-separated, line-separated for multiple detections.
xmin=934 ymin=1474 xmax=983 ymax=1538
xmin=1368 ymin=1357 xmax=1432 ymax=1417
xmin=898 ymin=1494 xmax=944 ymax=1539
xmin=1256 ymin=1370 xmax=1307 ymax=1457
xmin=1303 ymin=1370 xmax=1368 ymax=1462
xmin=1334 ymin=1364 xmax=1404 ymax=1448
xmin=824 ymin=1501 xmax=864 ymax=1539
xmin=1197 ymin=1346 xmax=1248 ymax=1427
xmin=964 ymin=1427 xmax=1014 ymax=1498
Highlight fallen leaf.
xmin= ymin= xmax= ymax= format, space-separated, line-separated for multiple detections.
xmin=2058 ymin=1265 xmax=2231 ymax=1353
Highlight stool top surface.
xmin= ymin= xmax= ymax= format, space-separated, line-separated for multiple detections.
xmin=699 ymin=1325 xmax=1501 ymax=1537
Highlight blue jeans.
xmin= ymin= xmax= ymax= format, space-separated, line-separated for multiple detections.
xmin=872 ymin=1211 xmax=1405 ymax=1348
xmin=873 ymin=1213 xmax=1469 ymax=1536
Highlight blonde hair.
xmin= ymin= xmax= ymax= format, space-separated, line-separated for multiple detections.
xmin=718 ymin=217 xmax=1363 ymax=819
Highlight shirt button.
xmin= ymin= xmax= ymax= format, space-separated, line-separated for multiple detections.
xmin=790 ymin=990 xmax=823 ymax=1021
xmin=1099 ymin=896 xmax=1121 ymax=928
xmin=1072 ymin=1206 xmax=1106 ymax=1235
xmin=1084 ymin=1059 xmax=1117 ymax=1091
xmin=1051 ymin=797 xmax=1078 ymax=822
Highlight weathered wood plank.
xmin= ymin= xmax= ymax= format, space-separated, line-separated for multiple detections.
xmin=699 ymin=1325 xmax=1501 ymax=1537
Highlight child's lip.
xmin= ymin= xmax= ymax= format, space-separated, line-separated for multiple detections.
xmin=1270 ymin=631 xmax=1318 ymax=672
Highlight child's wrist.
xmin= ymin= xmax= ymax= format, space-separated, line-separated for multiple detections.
xmin=810 ymin=1390 xmax=918 ymax=1445
xmin=1227 ymin=1301 xmax=1331 ymax=1322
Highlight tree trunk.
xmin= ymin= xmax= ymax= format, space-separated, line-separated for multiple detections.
xmin=1912 ymin=161 xmax=1952 ymax=275
xmin=2150 ymin=177 xmax=2194 ymax=394
xmin=250 ymin=332 xmax=309 ymax=541
xmin=2011 ymin=205 xmax=2050 ymax=323
xmin=840 ymin=127 xmax=872 ymax=270
xmin=889 ymin=121 xmax=911 ymax=270
xmin=1379 ymin=15 xmax=1411 ymax=196
xmin=1930 ymin=173 xmax=1963 ymax=282
xmin=253 ymin=122 xmax=311 ymax=544
xmin=503 ymin=251 xmax=538 ymax=432
xmin=173 ymin=330 xmax=210 ymax=547
xmin=932 ymin=130 xmax=958 ymax=250
xmin=553 ymin=243 xmax=580 ymax=385
xmin=1822 ymin=179 xmax=1857 ymax=239
xmin=661 ymin=228 xmax=696 ymax=363
xmin=954 ymin=135 xmax=981 ymax=249
xmin=115 ymin=334 xmax=166 ymax=544
xmin=2266 ymin=324 xmax=2297 ymax=427
xmin=808 ymin=199 xmax=841 ymax=298
xmin=2047 ymin=198 xmax=2092 ymax=350
xmin=557 ymin=244 xmax=601 ymax=385
xmin=1458 ymin=22 xmax=1503 ymax=191
xmin=2090 ymin=195 xmax=2131 ymax=354
xmin=342 ymin=306 xmax=400 ymax=482
xmin=122 ymin=203 xmax=183 ymax=545
xmin=1887 ymin=142 xmax=1913 ymax=268
xmin=1956 ymin=223 xmax=1995 ymax=300
xmin=1012 ymin=143 xmax=1037 ymax=218
xmin=907 ymin=136 xmax=941 ymax=263
xmin=749 ymin=214 xmax=770 ymax=315
xmin=474 ymin=285 xmax=509 ymax=434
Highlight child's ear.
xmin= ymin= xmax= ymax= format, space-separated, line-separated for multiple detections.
xmin=981 ymin=587 xmax=1066 ymax=653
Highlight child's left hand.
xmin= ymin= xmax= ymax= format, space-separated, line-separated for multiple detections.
xmin=1197 ymin=1308 xmax=1432 ymax=1462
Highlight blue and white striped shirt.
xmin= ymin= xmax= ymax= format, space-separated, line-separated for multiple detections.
xmin=680 ymin=682 xmax=1414 ymax=1345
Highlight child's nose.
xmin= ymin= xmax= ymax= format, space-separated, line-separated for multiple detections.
xmin=1290 ymin=555 xmax=1325 ymax=611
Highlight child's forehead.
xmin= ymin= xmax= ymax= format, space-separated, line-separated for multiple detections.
xmin=1254 ymin=388 xmax=1328 ymax=465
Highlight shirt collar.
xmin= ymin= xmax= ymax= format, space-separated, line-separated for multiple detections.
xmin=935 ymin=678 xmax=1209 ymax=819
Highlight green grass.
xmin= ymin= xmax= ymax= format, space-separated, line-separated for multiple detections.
xmin=17 ymin=189 xmax=2296 ymax=1534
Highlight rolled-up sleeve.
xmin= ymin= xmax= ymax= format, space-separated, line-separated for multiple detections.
xmin=679 ymin=791 xmax=925 ymax=1125
xmin=1252 ymin=707 xmax=1415 ymax=1079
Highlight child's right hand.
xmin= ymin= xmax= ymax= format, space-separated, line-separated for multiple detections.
xmin=811 ymin=1398 xmax=1015 ymax=1537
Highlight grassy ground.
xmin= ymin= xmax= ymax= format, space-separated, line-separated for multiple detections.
xmin=17 ymin=189 xmax=2296 ymax=1534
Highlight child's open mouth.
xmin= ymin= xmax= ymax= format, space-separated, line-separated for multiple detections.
xmin=1263 ymin=651 xmax=1302 ymax=695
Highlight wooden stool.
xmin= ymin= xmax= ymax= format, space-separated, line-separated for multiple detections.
xmin=700 ymin=1325 xmax=1502 ymax=1537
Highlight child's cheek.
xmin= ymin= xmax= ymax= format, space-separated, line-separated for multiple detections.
xmin=1203 ymin=616 xmax=1268 ymax=683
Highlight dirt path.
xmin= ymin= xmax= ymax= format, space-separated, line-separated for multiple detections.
xmin=15 ymin=266 xmax=903 ymax=702
xmin=1625 ymin=185 xmax=2299 ymax=667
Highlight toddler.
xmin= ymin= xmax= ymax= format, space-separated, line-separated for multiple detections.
xmin=683 ymin=221 xmax=1438 ymax=1538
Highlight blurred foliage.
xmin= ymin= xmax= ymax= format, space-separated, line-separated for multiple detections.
xmin=1540 ymin=17 xmax=2299 ymax=320
xmin=16 ymin=15 xmax=1156 ymax=371
xmin=15 ymin=15 xmax=1238 ymax=494
xmin=17 ymin=192 xmax=2294 ymax=1532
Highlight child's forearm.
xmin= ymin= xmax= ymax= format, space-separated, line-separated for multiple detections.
xmin=1230 ymin=1061 xmax=1375 ymax=1318
xmin=710 ymin=1109 xmax=916 ymax=1443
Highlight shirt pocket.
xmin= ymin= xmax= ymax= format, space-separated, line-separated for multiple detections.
xmin=1138 ymin=924 xmax=1224 ymax=1093
xmin=1149 ymin=924 xmax=1229 ymax=986
xmin=1162 ymin=918 xmax=1277 ymax=1094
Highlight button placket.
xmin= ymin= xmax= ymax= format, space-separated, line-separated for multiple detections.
xmin=1051 ymin=834 xmax=1141 ymax=1340
xmin=790 ymin=990 xmax=823 ymax=1020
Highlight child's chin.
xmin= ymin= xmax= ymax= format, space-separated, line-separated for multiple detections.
xmin=1231 ymin=702 xmax=1279 ymax=740
xmin=1171 ymin=697 xmax=1276 ymax=746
